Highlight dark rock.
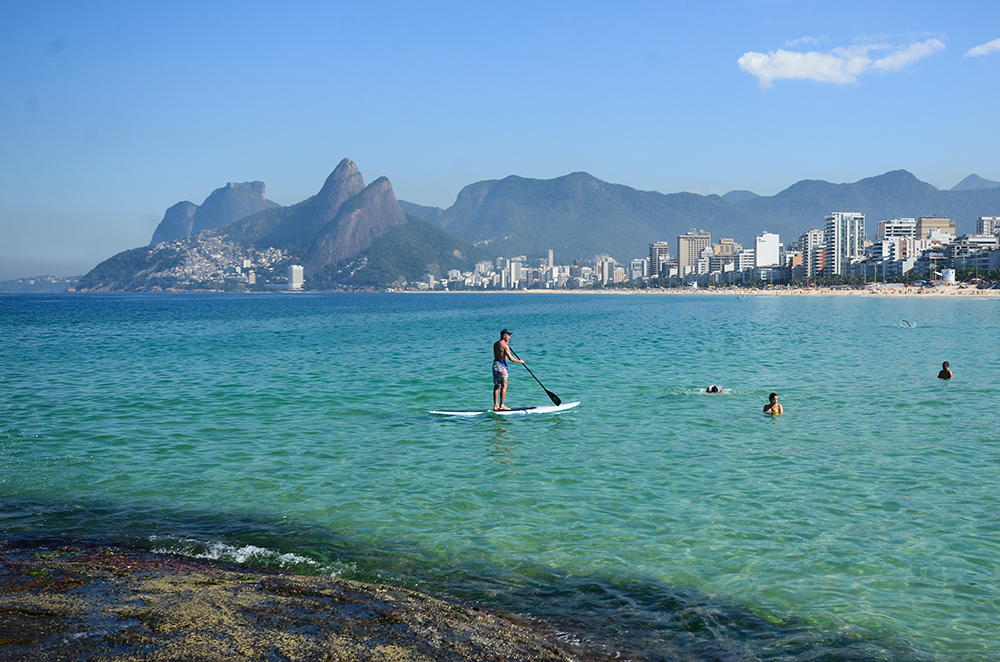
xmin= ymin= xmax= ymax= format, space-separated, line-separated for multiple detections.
xmin=0 ymin=538 xmax=579 ymax=662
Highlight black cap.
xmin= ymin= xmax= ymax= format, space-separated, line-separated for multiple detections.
xmin=500 ymin=328 xmax=512 ymax=337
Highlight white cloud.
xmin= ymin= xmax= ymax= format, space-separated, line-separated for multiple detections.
xmin=739 ymin=38 xmax=946 ymax=89
xmin=965 ymin=37 xmax=1000 ymax=57
xmin=872 ymin=39 xmax=945 ymax=71
xmin=784 ymin=36 xmax=824 ymax=48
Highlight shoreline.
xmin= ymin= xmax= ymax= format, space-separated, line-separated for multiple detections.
xmin=399 ymin=283 xmax=1000 ymax=298
xmin=0 ymin=536 xmax=583 ymax=662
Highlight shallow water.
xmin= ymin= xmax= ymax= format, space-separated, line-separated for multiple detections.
xmin=2 ymin=292 xmax=998 ymax=660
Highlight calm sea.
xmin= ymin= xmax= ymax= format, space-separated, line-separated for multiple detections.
xmin=2 ymin=292 xmax=998 ymax=661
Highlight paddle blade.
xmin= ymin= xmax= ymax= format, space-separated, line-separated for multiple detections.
xmin=545 ymin=389 xmax=561 ymax=406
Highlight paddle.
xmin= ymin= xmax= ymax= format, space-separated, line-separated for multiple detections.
xmin=509 ymin=348 xmax=561 ymax=406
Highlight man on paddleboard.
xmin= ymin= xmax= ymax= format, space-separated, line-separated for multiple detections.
xmin=493 ymin=329 xmax=525 ymax=411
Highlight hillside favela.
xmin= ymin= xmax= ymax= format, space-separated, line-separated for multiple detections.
xmin=48 ymin=159 xmax=1000 ymax=295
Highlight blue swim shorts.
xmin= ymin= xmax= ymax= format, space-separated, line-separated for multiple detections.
xmin=492 ymin=360 xmax=508 ymax=387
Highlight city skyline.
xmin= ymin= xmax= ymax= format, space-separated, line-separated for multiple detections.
xmin=3 ymin=1 xmax=1000 ymax=281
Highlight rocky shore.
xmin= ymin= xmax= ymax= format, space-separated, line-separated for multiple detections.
xmin=0 ymin=537 xmax=580 ymax=661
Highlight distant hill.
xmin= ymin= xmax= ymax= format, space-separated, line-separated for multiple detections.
xmin=951 ymin=174 xmax=1000 ymax=192
xmin=150 ymin=181 xmax=278 ymax=244
xmin=398 ymin=200 xmax=445 ymax=224
xmin=721 ymin=190 xmax=759 ymax=204
xmin=431 ymin=169 xmax=1000 ymax=261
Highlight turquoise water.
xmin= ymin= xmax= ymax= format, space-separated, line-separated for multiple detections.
xmin=2 ymin=292 xmax=998 ymax=660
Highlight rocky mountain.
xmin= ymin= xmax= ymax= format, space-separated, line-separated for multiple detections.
xmin=951 ymin=174 xmax=1000 ymax=192
xmin=427 ymin=169 xmax=1000 ymax=262
xmin=80 ymin=159 xmax=435 ymax=290
xmin=302 ymin=177 xmax=407 ymax=273
xmin=261 ymin=159 xmax=366 ymax=249
xmin=310 ymin=215 xmax=489 ymax=289
xmin=150 ymin=181 xmax=278 ymax=244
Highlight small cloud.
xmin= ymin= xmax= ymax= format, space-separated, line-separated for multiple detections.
xmin=739 ymin=38 xmax=945 ymax=89
xmin=784 ymin=36 xmax=824 ymax=48
xmin=965 ymin=37 xmax=1000 ymax=57
xmin=872 ymin=38 xmax=945 ymax=72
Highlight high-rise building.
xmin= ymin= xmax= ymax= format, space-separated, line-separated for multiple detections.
xmin=824 ymin=212 xmax=865 ymax=276
xmin=977 ymin=216 xmax=1000 ymax=236
xmin=677 ymin=231 xmax=711 ymax=270
xmin=877 ymin=218 xmax=917 ymax=239
xmin=288 ymin=265 xmax=304 ymax=291
xmin=648 ymin=241 xmax=670 ymax=280
xmin=548 ymin=249 xmax=554 ymax=269
xmin=917 ymin=216 xmax=955 ymax=239
xmin=798 ymin=229 xmax=825 ymax=277
xmin=755 ymin=232 xmax=780 ymax=267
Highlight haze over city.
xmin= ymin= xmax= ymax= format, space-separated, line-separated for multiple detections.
xmin=2 ymin=0 xmax=999 ymax=281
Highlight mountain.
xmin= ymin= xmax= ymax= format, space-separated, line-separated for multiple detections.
xmin=261 ymin=158 xmax=366 ymax=249
xmin=951 ymin=174 xmax=1000 ymax=192
xmin=77 ymin=159 xmax=439 ymax=290
xmin=310 ymin=215 xmax=489 ymax=289
xmin=721 ymin=190 xmax=759 ymax=204
xmin=431 ymin=169 xmax=1000 ymax=261
xmin=398 ymin=200 xmax=445 ymax=224
xmin=302 ymin=177 xmax=407 ymax=274
xmin=150 ymin=181 xmax=278 ymax=244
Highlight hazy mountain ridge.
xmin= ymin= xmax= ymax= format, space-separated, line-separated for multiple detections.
xmin=427 ymin=169 xmax=1000 ymax=262
xmin=951 ymin=174 xmax=1000 ymax=191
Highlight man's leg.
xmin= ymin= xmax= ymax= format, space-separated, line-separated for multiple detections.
xmin=493 ymin=383 xmax=501 ymax=410
xmin=498 ymin=379 xmax=509 ymax=410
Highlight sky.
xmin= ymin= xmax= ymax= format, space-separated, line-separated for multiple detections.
xmin=2 ymin=0 xmax=999 ymax=280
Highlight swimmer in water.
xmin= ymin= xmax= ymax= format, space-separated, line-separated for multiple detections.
xmin=903 ymin=320 xmax=913 ymax=327
xmin=938 ymin=361 xmax=953 ymax=380
xmin=763 ymin=392 xmax=783 ymax=415
xmin=706 ymin=385 xmax=723 ymax=394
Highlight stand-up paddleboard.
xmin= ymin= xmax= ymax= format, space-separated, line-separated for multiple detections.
xmin=430 ymin=401 xmax=580 ymax=417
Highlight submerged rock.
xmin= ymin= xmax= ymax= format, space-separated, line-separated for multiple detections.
xmin=0 ymin=538 xmax=578 ymax=661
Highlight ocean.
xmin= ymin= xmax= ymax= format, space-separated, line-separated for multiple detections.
xmin=2 ymin=292 xmax=998 ymax=661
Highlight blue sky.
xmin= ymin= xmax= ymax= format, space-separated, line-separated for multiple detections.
xmin=2 ymin=0 xmax=998 ymax=280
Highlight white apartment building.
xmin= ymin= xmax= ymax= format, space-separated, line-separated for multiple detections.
xmin=877 ymin=218 xmax=917 ymax=239
xmin=977 ymin=216 xmax=1000 ymax=236
xmin=648 ymin=241 xmax=670 ymax=280
xmin=288 ymin=265 xmax=304 ymax=291
xmin=797 ymin=229 xmax=825 ymax=277
xmin=825 ymin=212 xmax=865 ymax=276
xmin=755 ymin=232 xmax=780 ymax=267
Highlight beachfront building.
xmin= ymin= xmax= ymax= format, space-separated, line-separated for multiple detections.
xmin=797 ymin=229 xmax=825 ymax=277
xmin=917 ymin=216 xmax=955 ymax=239
xmin=648 ymin=241 xmax=670 ymax=281
xmin=755 ymin=232 xmax=780 ymax=267
xmin=288 ymin=265 xmax=304 ymax=291
xmin=824 ymin=212 xmax=866 ymax=276
xmin=677 ymin=231 xmax=711 ymax=275
xmin=977 ymin=216 xmax=1000 ymax=236
xmin=877 ymin=218 xmax=917 ymax=239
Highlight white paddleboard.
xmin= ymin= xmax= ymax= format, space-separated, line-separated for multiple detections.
xmin=430 ymin=401 xmax=580 ymax=417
